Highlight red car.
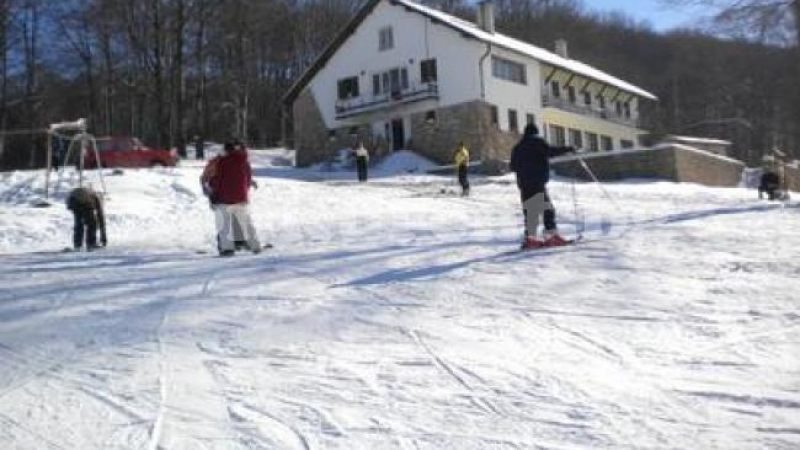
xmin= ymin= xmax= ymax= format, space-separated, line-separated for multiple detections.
xmin=84 ymin=136 xmax=178 ymax=168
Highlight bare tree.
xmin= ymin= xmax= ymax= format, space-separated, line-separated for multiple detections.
xmin=664 ymin=0 xmax=799 ymax=46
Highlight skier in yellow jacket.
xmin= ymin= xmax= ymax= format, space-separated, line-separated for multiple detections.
xmin=453 ymin=142 xmax=470 ymax=197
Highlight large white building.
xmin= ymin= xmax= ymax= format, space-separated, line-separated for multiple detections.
xmin=283 ymin=0 xmax=658 ymax=167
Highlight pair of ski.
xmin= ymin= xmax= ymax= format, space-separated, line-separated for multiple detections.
xmin=196 ymin=243 xmax=273 ymax=256
xmin=516 ymin=235 xmax=584 ymax=253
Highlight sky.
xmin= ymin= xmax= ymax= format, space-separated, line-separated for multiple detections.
xmin=582 ymin=0 xmax=707 ymax=31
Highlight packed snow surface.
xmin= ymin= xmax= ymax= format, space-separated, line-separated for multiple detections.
xmin=1 ymin=150 xmax=799 ymax=449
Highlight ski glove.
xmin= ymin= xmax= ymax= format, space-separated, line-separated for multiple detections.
xmin=250 ymin=180 xmax=258 ymax=190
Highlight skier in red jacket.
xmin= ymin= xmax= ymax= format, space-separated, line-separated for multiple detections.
xmin=208 ymin=141 xmax=261 ymax=256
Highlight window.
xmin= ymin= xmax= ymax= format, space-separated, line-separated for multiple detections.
xmin=586 ymin=132 xmax=599 ymax=152
xmin=375 ymin=67 xmax=409 ymax=96
xmin=492 ymin=56 xmax=527 ymax=85
xmin=379 ymin=27 xmax=394 ymax=51
xmin=490 ymin=105 xmax=499 ymax=127
xmin=615 ymin=101 xmax=623 ymax=116
xmin=328 ymin=129 xmax=336 ymax=141
xmin=567 ymin=85 xmax=577 ymax=103
xmin=583 ymin=91 xmax=592 ymax=106
xmin=421 ymin=59 xmax=437 ymax=83
xmin=551 ymin=81 xmax=561 ymax=98
xmin=425 ymin=110 xmax=437 ymax=124
xmin=569 ymin=128 xmax=583 ymax=149
xmin=597 ymin=95 xmax=606 ymax=110
xmin=601 ymin=135 xmax=614 ymax=151
xmin=508 ymin=109 xmax=519 ymax=133
xmin=337 ymin=77 xmax=359 ymax=100
xmin=621 ymin=139 xmax=634 ymax=149
xmin=623 ymin=102 xmax=632 ymax=119
xmin=550 ymin=125 xmax=566 ymax=146
xmin=526 ymin=113 xmax=535 ymax=126
xmin=349 ymin=126 xmax=359 ymax=136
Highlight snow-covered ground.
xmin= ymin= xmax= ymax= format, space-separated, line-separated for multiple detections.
xmin=1 ymin=150 xmax=799 ymax=449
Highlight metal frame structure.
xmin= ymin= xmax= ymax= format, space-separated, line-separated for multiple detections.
xmin=43 ymin=119 xmax=106 ymax=202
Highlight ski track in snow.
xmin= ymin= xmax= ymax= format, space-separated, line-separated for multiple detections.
xmin=1 ymin=153 xmax=799 ymax=449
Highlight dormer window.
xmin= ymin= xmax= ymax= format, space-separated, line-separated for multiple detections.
xmin=567 ymin=85 xmax=576 ymax=103
xmin=583 ymin=91 xmax=592 ymax=106
xmin=551 ymin=81 xmax=561 ymax=98
xmin=379 ymin=27 xmax=394 ymax=51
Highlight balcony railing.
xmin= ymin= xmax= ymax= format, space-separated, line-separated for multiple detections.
xmin=542 ymin=91 xmax=638 ymax=127
xmin=335 ymin=82 xmax=439 ymax=119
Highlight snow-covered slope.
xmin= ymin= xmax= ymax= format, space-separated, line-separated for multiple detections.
xmin=1 ymin=150 xmax=799 ymax=449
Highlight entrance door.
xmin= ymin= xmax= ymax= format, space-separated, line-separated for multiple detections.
xmin=391 ymin=119 xmax=404 ymax=151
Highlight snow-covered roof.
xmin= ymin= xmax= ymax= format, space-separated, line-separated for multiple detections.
xmin=284 ymin=0 xmax=658 ymax=105
xmin=394 ymin=0 xmax=657 ymax=101
xmin=664 ymin=135 xmax=732 ymax=146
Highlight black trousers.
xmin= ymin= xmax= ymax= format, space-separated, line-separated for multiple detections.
xmin=759 ymin=182 xmax=779 ymax=200
xmin=73 ymin=207 xmax=98 ymax=249
xmin=520 ymin=183 xmax=556 ymax=236
xmin=356 ymin=157 xmax=368 ymax=182
xmin=458 ymin=165 xmax=469 ymax=194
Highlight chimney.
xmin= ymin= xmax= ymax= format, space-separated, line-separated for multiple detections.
xmin=555 ymin=39 xmax=569 ymax=59
xmin=476 ymin=1 xmax=495 ymax=34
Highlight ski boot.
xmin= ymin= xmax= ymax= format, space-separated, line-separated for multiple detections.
xmin=521 ymin=236 xmax=545 ymax=250
xmin=544 ymin=231 xmax=569 ymax=247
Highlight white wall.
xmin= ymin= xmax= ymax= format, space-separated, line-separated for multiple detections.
xmin=310 ymin=0 xmax=484 ymax=130
xmin=482 ymin=46 xmax=543 ymax=132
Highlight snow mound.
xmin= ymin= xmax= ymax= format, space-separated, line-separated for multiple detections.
xmin=376 ymin=150 xmax=436 ymax=174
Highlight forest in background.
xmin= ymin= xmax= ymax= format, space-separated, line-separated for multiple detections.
xmin=0 ymin=0 xmax=797 ymax=168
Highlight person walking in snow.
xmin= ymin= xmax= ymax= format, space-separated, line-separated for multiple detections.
xmin=208 ymin=141 xmax=261 ymax=256
xmin=200 ymin=152 xmax=222 ymax=204
xmin=509 ymin=123 xmax=574 ymax=249
xmin=355 ymin=141 xmax=370 ymax=182
xmin=66 ymin=185 xmax=106 ymax=251
xmin=453 ymin=142 xmax=470 ymax=196
xmin=201 ymin=150 xmax=250 ymax=250
xmin=758 ymin=170 xmax=781 ymax=200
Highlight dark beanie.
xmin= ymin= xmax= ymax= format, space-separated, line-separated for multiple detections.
xmin=524 ymin=123 xmax=539 ymax=137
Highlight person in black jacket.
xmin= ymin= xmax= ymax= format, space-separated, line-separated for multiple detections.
xmin=758 ymin=171 xmax=781 ymax=200
xmin=66 ymin=186 xmax=107 ymax=251
xmin=509 ymin=123 xmax=574 ymax=249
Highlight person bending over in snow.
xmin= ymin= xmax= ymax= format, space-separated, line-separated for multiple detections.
xmin=453 ymin=142 xmax=470 ymax=196
xmin=66 ymin=185 xmax=106 ymax=251
xmin=355 ymin=141 xmax=370 ymax=182
xmin=209 ymin=141 xmax=261 ymax=256
xmin=758 ymin=171 xmax=781 ymax=201
xmin=510 ymin=123 xmax=575 ymax=249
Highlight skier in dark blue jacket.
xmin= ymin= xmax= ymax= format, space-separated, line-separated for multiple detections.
xmin=510 ymin=123 xmax=574 ymax=249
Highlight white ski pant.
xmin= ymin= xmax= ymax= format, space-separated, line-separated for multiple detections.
xmin=214 ymin=203 xmax=260 ymax=251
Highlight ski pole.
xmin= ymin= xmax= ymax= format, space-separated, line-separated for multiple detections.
xmin=569 ymin=170 xmax=584 ymax=238
xmin=576 ymin=156 xmax=624 ymax=214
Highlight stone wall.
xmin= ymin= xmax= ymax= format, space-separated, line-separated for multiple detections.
xmin=292 ymin=94 xmax=524 ymax=169
xmin=552 ymin=145 xmax=745 ymax=187
xmin=673 ymin=148 xmax=746 ymax=186
xmin=782 ymin=164 xmax=800 ymax=192
xmin=292 ymin=88 xmax=388 ymax=167
xmin=408 ymin=100 xmax=521 ymax=171
xmin=408 ymin=101 xmax=484 ymax=163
